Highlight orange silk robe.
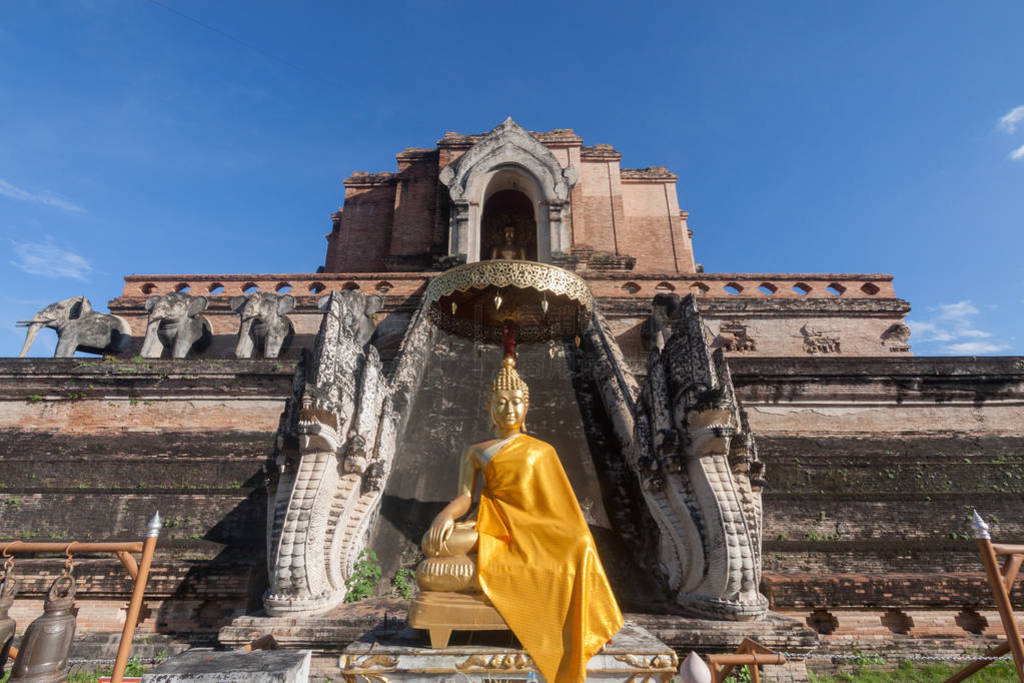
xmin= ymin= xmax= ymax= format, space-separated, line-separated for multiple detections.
xmin=475 ymin=434 xmax=623 ymax=682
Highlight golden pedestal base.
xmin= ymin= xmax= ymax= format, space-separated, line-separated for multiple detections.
xmin=407 ymin=591 xmax=509 ymax=649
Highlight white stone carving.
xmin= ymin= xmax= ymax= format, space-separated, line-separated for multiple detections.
xmin=584 ymin=295 xmax=768 ymax=621
xmin=263 ymin=291 xmax=433 ymax=615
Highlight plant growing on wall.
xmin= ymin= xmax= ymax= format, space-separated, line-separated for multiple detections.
xmin=392 ymin=567 xmax=416 ymax=600
xmin=345 ymin=548 xmax=382 ymax=603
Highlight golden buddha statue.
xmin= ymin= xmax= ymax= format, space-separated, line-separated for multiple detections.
xmin=409 ymin=353 xmax=623 ymax=682
xmin=490 ymin=223 xmax=526 ymax=260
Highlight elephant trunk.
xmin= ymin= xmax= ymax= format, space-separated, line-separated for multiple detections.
xmin=140 ymin=319 xmax=163 ymax=358
xmin=235 ymin=318 xmax=256 ymax=358
xmin=16 ymin=322 xmax=43 ymax=358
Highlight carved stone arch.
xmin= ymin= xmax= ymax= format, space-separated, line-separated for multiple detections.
xmin=479 ymin=166 xmax=543 ymax=261
xmin=439 ymin=117 xmax=578 ymax=263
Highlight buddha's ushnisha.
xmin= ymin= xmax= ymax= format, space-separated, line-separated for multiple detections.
xmin=424 ymin=352 xmax=623 ymax=682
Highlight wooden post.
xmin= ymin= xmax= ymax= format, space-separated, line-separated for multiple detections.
xmin=0 ymin=542 xmax=143 ymax=554
xmin=978 ymin=533 xmax=1024 ymax=680
xmin=944 ymin=511 xmax=1024 ymax=683
xmin=116 ymin=550 xmax=139 ymax=580
xmin=111 ymin=512 xmax=160 ymax=683
xmin=944 ymin=641 xmax=1011 ymax=683
xmin=706 ymin=641 xmax=786 ymax=683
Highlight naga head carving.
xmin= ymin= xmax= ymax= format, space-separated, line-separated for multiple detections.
xmin=637 ymin=293 xmax=768 ymax=620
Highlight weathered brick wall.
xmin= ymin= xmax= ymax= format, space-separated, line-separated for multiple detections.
xmin=4 ymin=347 xmax=1017 ymax=658
xmin=328 ymin=175 xmax=397 ymax=272
xmin=105 ymin=273 xmax=907 ymax=364
xmin=620 ymin=173 xmax=696 ymax=273
xmin=730 ymin=356 xmax=1024 ymax=649
xmin=388 ymin=150 xmax=440 ymax=266
xmin=578 ymin=158 xmax=623 ymax=255
xmin=600 ymin=293 xmax=910 ymax=366
xmin=0 ymin=358 xmax=292 ymax=643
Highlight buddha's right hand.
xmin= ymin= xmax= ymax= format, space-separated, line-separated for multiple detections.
xmin=424 ymin=513 xmax=455 ymax=557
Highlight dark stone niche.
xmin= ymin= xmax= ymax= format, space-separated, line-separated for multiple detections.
xmin=369 ymin=331 xmax=655 ymax=605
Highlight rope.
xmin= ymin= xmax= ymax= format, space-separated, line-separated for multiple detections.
xmin=68 ymin=657 xmax=167 ymax=665
xmin=776 ymin=652 xmax=1014 ymax=662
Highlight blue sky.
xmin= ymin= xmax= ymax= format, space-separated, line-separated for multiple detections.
xmin=2 ymin=1 xmax=1022 ymax=357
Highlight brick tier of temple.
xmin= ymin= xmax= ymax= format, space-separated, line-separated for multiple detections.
xmin=323 ymin=119 xmax=696 ymax=273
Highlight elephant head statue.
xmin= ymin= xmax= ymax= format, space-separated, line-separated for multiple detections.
xmin=140 ymin=292 xmax=212 ymax=359
xmin=17 ymin=296 xmax=130 ymax=358
xmin=317 ymin=290 xmax=382 ymax=349
xmin=230 ymin=292 xmax=296 ymax=359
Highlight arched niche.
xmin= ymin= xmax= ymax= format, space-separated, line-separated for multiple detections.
xmin=479 ymin=169 xmax=539 ymax=261
xmin=440 ymin=118 xmax=577 ymax=264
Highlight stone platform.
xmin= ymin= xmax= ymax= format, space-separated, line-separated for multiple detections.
xmin=339 ymin=622 xmax=676 ymax=681
xmin=219 ymin=599 xmax=819 ymax=680
xmin=142 ymin=648 xmax=311 ymax=682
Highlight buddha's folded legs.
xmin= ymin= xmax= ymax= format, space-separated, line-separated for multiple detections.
xmin=417 ymin=520 xmax=481 ymax=593
xmin=416 ymin=554 xmax=480 ymax=592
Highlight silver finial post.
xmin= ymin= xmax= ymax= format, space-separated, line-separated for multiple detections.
xmin=971 ymin=509 xmax=990 ymax=540
xmin=678 ymin=651 xmax=712 ymax=683
xmin=147 ymin=511 xmax=162 ymax=538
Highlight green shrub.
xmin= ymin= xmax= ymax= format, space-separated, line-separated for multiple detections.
xmin=392 ymin=567 xmax=416 ymax=600
xmin=345 ymin=548 xmax=382 ymax=602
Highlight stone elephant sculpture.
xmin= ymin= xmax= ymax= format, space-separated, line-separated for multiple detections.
xmin=317 ymin=290 xmax=382 ymax=349
xmin=140 ymin=293 xmax=212 ymax=359
xmin=17 ymin=296 xmax=130 ymax=358
xmin=230 ymin=292 xmax=296 ymax=358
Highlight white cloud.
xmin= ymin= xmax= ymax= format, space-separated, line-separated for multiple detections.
xmin=906 ymin=299 xmax=1008 ymax=355
xmin=1 ymin=295 xmax=49 ymax=306
xmin=0 ymin=178 xmax=86 ymax=213
xmin=940 ymin=300 xmax=977 ymax=319
xmin=945 ymin=341 xmax=1010 ymax=355
xmin=10 ymin=241 xmax=93 ymax=280
xmin=958 ymin=329 xmax=992 ymax=338
xmin=1011 ymin=144 xmax=1024 ymax=161
xmin=1000 ymin=105 xmax=1024 ymax=134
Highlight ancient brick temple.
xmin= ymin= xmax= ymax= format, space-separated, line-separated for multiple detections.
xmin=2 ymin=119 xmax=1022 ymax=677
xmin=324 ymin=117 xmax=695 ymax=274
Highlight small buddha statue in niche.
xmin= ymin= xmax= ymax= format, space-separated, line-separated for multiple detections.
xmin=413 ymin=354 xmax=623 ymax=682
xmin=490 ymin=223 xmax=526 ymax=260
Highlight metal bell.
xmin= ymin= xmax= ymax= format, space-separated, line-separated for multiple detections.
xmin=0 ymin=575 xmax=17 ymax=674
xmin=10 ymin=574 xmax=77 ymax=682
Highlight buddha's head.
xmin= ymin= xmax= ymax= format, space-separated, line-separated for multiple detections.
xmin=490 ymin=356 xmax=529 ymax=435
xmin=502 ymin=223 xmax=516 ymax=244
